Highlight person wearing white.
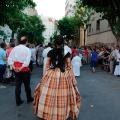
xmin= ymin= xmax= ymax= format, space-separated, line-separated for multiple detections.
xmin=71 ymin=53 xmax=82 ymax=77
xmin=114 ymin=50 xmax=120 ymax=76
xmin=42 ymin=43 xmax=52 ymax=74
xmin=8 ymin=45 xmax=31 ymax=67
xmin=64 ymin=42 xmax=72 ymax=54
xmin=8 ymin=36 xmax=33 ymax=106
xmin=115 ymin=45 xmax=119 ymax=60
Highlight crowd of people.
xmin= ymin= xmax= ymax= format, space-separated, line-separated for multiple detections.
xmin=0 ymin=35 xmax=120 ymax=119
xmin=0 ymin=35 xmax=81 ymax=120
xmin=71 ymin=45 xmax=120 ymax=76
xmin=1 ymin=40 xmax=120 ymax=89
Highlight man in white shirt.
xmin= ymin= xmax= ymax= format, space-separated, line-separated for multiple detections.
xmin=42 ymin=42 xmax=52 ymax=74
xmin=8 ymin=36 xmax=33 ymax=106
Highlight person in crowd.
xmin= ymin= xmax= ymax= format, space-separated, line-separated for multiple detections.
xmin=8 ymin=36 xmax=33 ymax=106
xmin=71 ymin=52 xmax=82 ymax=77
xmin=109 ymin=47 xmax=115 ymax=74
xmin=35 ymin=45 xmax=39 ymax=67
xmin=115 ymin=45 xmax=119 ymax=59
xmin=88 ymin=47 xmax=92 ymax=64
xmin=78 ymin=47 xmax=83 ymax=59
xmin=6 ymin=42 xmax=15 ymax=56
xmin=33 ymin=35 xmax=81 ymax=120
xmin=114 ymin=49 xmax=120 ymax=76
xmin=72 ymin=46 xmax=78 ymax=58
xmin=103 ymin=48 xmax=110 ymax=72
xmin=29 ymin=44 xmax=35 ymax=74
xmin=64 ymin=41 xmax=72 ymax=54
xmin=6 ymin=42 xmax=15 ymax=84
xmin=32 ymin=44 xmax=37 ymax=66
xmin=42 ymin=42 xmax=52 ymax=74
xmin=90 ymin=48 xmax=98 ymax=73
xmin=98 ymin=48 xmax=104 ymax=69
xmin=37 ymin=44 xmax=44 ymax=66
xmin=0 ymin=42 xmax=7 ymax=89
xmin=82 ymin=47 xmax=88 ymax=64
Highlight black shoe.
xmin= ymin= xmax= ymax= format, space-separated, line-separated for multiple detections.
xmin=27 ymin=97 xmax=34 ymax=103
xmin=16 ymin=100 xmax=24 ymax=106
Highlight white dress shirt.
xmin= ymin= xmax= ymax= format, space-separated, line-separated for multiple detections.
xmin=8 ymin=45 xmax=31 ymax=67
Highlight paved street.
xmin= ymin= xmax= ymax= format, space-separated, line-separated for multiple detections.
xmin=1 ymin=65 xmax=120 ymax=120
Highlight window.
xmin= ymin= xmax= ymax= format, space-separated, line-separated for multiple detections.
xmin=89 ymin=24 xmax=91 ymax=33
xmin=96 ymin=20 xmax=100 ymax=30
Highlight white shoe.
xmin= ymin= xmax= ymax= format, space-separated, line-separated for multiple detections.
xmin=0 ymin=85 xmax=6 ymax=89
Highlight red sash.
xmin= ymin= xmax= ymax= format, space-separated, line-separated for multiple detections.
xmin=14 ymin=62 xmax=30 ymax=72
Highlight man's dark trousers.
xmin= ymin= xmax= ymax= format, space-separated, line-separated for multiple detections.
xmin=14 ymin=70 xmax=32 ymax=104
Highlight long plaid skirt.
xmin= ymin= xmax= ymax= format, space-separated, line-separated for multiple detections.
xmin=33 ymin=68 xmax=81 ymax=120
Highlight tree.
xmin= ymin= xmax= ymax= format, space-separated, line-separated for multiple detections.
xmin=18 ymin=15 xmax=45 ymax=44
xmin=73 ymin=1 xmax=94 ymax=29
xmin=81 ymin=0 xmax=120 ymax=43
xmin=0 ymin=0 xmax=36 ymax=39
xmin=72 ymin=0 xmax=94 ymax=45
xmin=0 ymin=0 xmax=36 ymax=25
xmin=57 ymin=17 xmax=76 ymax=41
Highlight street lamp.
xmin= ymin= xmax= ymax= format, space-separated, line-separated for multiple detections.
xmin=83 ymin=15 xmax=88 ymax=46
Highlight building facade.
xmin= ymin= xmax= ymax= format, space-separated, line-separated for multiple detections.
xmin=65 ymin=0 xmax=76 ymax=17
xmin=86 ymin=13 xmax=117 ymax=46
xmin=40 ymin=15 xmax=57 ymax=45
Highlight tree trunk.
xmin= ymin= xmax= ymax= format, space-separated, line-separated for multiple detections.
xmin=114 ymin=34 xmax=120 ymax=45
xmin=11 ymin=31 xmax=14 ymax=40
xmin=108 ymin=20 xmax=119 ymax=45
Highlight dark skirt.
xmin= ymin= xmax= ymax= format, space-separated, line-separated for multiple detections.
xmin=90 ymin=61 xmax=97 ymax=67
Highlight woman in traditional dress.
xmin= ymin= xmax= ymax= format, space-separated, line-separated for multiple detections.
xmin=33 ymin=35 xmax=81 ymax=120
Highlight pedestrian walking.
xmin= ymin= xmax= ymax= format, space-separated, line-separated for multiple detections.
xmin=8 ymin=36 xmax=33 ymax=106
xmin=33 ymin=35 xmax=81 ymax=120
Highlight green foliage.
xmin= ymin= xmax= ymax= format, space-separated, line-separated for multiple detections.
xmin=0 ymin=29 xmax=7 ymax=39
xmin=57 ymin=17 xmax=76 ymax=41
xmin=0 ymin=0 xmax=36 ymax=25
xmin=17 ymin=15 xmax=45 ymax=44
xmin=0 ymin=0 xmax=36 ymax=39
xmin=73 ymin=0 xmax=94 ymax=29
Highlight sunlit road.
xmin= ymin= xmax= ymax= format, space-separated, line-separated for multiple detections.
xmin=0 ymin=65 xmax=120 ymax=120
